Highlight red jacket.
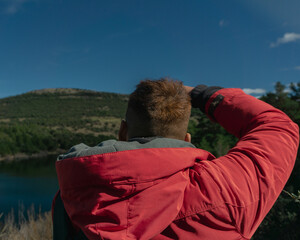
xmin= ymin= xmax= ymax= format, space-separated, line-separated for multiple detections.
xmin=53 ymin=88 xmax=299 ymax=239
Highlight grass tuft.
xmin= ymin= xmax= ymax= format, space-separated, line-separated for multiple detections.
xmin=0 ymin=205 xmax=52 ymax=240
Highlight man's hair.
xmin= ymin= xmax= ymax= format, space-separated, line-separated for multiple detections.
xmin=126 ymin=78 xmax=191 ymax=140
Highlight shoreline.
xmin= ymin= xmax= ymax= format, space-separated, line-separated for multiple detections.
xmin=0 ymin=149 xmax=66 ymax=162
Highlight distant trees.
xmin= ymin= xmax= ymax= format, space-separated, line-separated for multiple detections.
xmin=260 ymin=82 xmax=300 ymax=123
xmin=0 ymin=124 xmax=114 ymax=157
xmin=189 ymin=106 xmax=237 ymax=157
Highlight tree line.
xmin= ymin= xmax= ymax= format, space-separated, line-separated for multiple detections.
xmin=0 ymin=124 xmax=113 ymax=156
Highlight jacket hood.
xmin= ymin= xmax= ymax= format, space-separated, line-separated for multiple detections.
xmin=56 ymin=139 xmax=215 ymax=240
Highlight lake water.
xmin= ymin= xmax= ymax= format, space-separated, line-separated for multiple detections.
xmin=0 ymin=170 xmax=58 ymax=218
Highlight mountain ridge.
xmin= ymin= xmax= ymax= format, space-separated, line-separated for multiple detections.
xmin=27 ymin=88 xmax=99 ymax=95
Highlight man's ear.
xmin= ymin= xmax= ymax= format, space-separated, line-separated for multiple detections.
xmin=118 ymin=120 xmax=128 ymax=141
xmin=184 ymin=133 xmax=191 ymax=143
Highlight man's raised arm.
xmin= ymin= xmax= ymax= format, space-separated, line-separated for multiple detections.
xmin=188 ymin=85 xmax=299 ymax=238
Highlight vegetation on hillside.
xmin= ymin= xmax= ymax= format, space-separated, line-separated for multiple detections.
xmin=0 ymin=88 xmax=127 ymax=157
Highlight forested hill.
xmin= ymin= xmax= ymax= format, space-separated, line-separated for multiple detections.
xmin=0 ymin=88 xmax=128 ymax=121
xmin=0 ymin=88 xmax=128 ymax=157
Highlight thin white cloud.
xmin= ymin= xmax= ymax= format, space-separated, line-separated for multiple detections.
xmin=270 ymin=32 xmax=300 ymax=48
xmin=243 ymin=88 xmax=266 ymax=95
xmin=3 ymin=0 xmax=33 ymax=15
xmin=284 ymin=88 xmax=291 ymax=93
xmin=219 ymin=19 xmax=229 ymax=27
xmin=279 ymin=66 xmax=300 ymax=71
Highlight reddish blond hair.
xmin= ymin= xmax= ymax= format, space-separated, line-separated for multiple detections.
xmin=126 ymin=78 xmax=191 ymax=139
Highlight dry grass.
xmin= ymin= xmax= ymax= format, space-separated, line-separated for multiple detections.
xmin=0 ymin=205 xmax=52 ymax=240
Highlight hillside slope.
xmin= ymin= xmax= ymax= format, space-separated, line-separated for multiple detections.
xmin=0 ymin=88 xmax=128 ymax=134
xmin=0 ymin=88 xmax=128 ymax=157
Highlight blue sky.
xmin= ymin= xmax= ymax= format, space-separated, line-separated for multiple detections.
xmin=0 ymin=0 xmax=300 ymax=98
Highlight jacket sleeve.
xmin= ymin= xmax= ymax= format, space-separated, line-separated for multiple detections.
xmin=191 ymin=86 xmax=299 ymax=238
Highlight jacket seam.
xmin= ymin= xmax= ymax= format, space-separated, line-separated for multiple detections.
xmin=175 ymin=199 xmax=259 ymax=221
xmin=59 ymin=172 xmax=180 ymax=191
xmin=126 ymin=184 xmax=134 ymax=239
xmin=175 ymin=201 xmax=258 ymax=239
xmin=224 ymin=201 xmax=259 ymax=240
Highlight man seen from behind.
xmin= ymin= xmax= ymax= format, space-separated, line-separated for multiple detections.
xmin=52 ymin=79 xmax=299 ymax=240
